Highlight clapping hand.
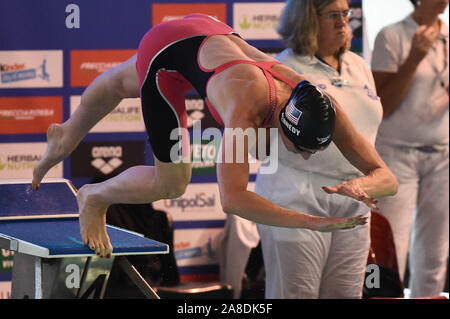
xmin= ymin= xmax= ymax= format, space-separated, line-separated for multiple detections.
xmin=409 ymin=24 xmax=440 ymax=64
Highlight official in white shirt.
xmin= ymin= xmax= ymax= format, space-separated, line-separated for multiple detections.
xmin=255 ymin=0 xmax=384 ymax=298
xmin=371 ymin=0 xmax=449 ymax=298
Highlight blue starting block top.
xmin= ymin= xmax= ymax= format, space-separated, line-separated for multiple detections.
xmin=0 ymin=217 xmax=168 ymax=258
xmin=0 ymin=179 xmax=169 ymax=258
xmin=0 ymin=181 xmax=79 ymax=219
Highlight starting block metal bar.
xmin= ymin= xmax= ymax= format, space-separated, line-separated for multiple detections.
xmin=11 ymin=252 xmax=115 ymax=299
xmin=116 ymin=256 xmax=160 ymax=299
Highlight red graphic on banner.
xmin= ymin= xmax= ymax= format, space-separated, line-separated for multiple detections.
xmin=71 ymin=49 xmax=137 ymax=87
xmin=0 ymin=97 xmax=63 ymax=134
xmin=152 ymin=3 xmax=227 ymax=26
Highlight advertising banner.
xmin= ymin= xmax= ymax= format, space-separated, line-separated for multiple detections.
xmin=232 ymin=2 xmax=285 ymax=40
xmin=0 ymin=50 xmax=63 ymax=88
xmin=70 ymin=96 xmax=145 ymax=133
xmin=0 ymin=97 xmax=63 ymax=134
xmin=0 ymin=142 xmax=63 ymax=179
xmin=70 ymin=141 xmax=146 ymax=178
xmin=70 ymin=49 xmax=136 ymax=87
xmin=152 ymin=3 xmax=227 ymax=25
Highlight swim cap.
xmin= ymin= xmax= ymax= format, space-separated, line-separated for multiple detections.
xmin=279 ymin=80 xmax=336 ymax=150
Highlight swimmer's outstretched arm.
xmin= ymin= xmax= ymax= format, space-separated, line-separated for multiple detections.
xmin=322 ymin=99 xmax=398 ymax=208
xmin=217 ymin=163 xmax=366 ymax=232
xmin=216 ymin=119 xmax=366 ymax=232
xmin=32 ymin=54 xmax=140 ymax=189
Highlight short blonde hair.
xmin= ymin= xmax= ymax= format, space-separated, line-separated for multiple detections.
xmin=277 ymin=0 xmax=348 ymax=57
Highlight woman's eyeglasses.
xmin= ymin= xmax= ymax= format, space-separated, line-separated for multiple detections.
xmin=318 ymin=9 xmax=353 ymax=20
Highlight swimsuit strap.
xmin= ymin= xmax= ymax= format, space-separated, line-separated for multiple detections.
xmin=262 ymin=61 xmax=298 ymax=89
xmin=261 ymin=68 xmax=277 ymax=128
xmin=214 ymin=60 xmax=297 ymax=89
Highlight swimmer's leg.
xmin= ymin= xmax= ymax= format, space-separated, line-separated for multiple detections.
xmin=77 ymin=157 xmax=192 ymax=258
xmin=32 ymin=55 xmax=139 ymax=189
xmin=78 ymin=34 xmax=196 ymax=256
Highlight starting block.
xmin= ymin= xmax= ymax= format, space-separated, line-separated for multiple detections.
xmin=0 ymin=178 xmax=169 ymax=299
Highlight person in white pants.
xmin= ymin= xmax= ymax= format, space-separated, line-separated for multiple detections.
xmin=371 ymin=0 xmax=449 ymax=297
xmin=254 ymin=0 xmax=385 ymax=298
xmin=214 ymin=214 xmax=260 ymax=299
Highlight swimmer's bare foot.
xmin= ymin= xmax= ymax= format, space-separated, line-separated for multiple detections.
xmin=77 ymin=184 xmax=113 ymax=258
xmin=32 ymin=124 xmax=74 ymax=190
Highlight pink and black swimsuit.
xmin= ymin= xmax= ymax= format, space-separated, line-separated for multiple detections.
xmin=136 ymin=13 xmax=296 ymax=162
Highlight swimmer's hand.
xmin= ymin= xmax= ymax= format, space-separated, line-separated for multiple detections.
xmin=314 ymin=215 xmax=368 ymax=232
xmin=322 ymin=180 xmax=379 ymax=211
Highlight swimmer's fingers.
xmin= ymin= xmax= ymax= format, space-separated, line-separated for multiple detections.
xmin=322 ymin=185 xmax=338 ymax=194
xmin=347 ymin=215 xmax=368 ymax=227
xmin=317 ymin=215 xmax=368 ymax=232
xmin=335 ymin=216 xmax=368 ymax=230
xmin=359 ymin=196 xmax=379 ymax=211
xmin=323 ymin=184 xmax=379 ymax=211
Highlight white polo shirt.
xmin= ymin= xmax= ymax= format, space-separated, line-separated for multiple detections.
xmin=371 ymin=14 xmax=449 ymax=147
xmin=269 ymin=49 xmax=383 ymax=180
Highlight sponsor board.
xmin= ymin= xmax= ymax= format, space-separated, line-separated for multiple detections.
xmin=0 ymin=143 xmax=62 ymax=179
xmin=172 ymin=184 xmax=255 ymax=271
xmin=0 ymin=249 xmax=13 ymax=296
xmin=189 ymin=140 xmax=260 ymax=175
xmin=69 ymin=95 xmax=220 ymax=134
xmin=0 ymin=50 xmax=63 ymax=88
xmin=186 ymin=96 xmax=261 ymax=175
xmin=0 ymin=97 xmax=63 ymax=134
xmin=153 ymin=183 xmax=255 ymax=221
xmin=0 ymin=281 xmax=11 ymax=299
xmin=70 ymin=96 xmax=145 ymax=133
xmin=190 ymin=139 xmax=218 ymax=176
xmin=260 ymin=47 xmax=284 ymax=58
xmin=186 ymin=97 xmax=206 ymax=129
xmin=174 ymin=228 xmax=222 ymax=267
xmin=349 ymin=3 xmax=363 ymax=54
xmin=152 ymin=3 xmax=227 ymax=25
xmin=70 ymin=141 xmax=145 ymax=178
xmin=70 ymin=49 xmax=136 ymax=87
xmin=233 ymin=2 xmax=285 ymax=40
xmin=185 ymin=95 xmax=221 ymax=130
xmin=0 ymin=249 xmax=13 ymax=299
xmin=0 ymin=250 xmax=14 ymax=274
xmin=185 ymin=94 xmax=222 ymax=176
xmin=153 ymin=183 xmax=225 ymax=221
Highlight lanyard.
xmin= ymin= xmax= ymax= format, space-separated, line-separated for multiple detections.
xmin=314 ymin=55 xmax=349 ymax=87
xmin=430 ymin=36 xmax=448 ymax=88
xmin=314 ymin=54 xmax=332 ymax=67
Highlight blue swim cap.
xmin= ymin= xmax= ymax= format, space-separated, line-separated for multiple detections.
xmin=279 ymin=80 xmax=336 ymax=150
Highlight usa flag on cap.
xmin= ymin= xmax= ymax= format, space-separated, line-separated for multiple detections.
xmin=285 ymin=101 xmax=302 ymax=125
